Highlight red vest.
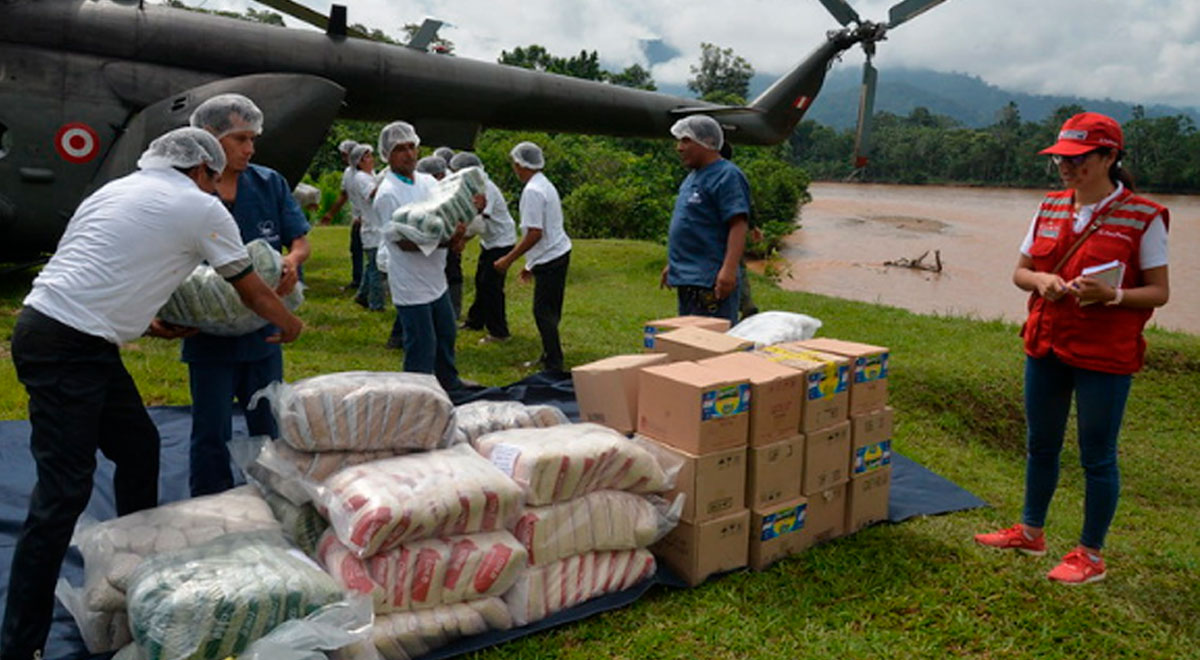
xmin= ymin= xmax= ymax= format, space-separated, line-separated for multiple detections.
xmin=1022 ymin=188 xmax=1169 ymax=374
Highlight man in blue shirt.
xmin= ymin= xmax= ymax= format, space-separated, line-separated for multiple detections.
xmin=186 ymin=94 xmax=312 ymax=496
xmin=661 ymin=115 xmax=751 ymax=324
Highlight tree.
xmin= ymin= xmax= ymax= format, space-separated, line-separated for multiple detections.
xmin=608 ymin=64 xmax=657 ymax=91
xmin=499 ymin=46 xmax=605 ymax=81
xmin=687 ymin=43 xmax=754 ymax=103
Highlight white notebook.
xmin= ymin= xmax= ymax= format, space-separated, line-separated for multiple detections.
xmin=1079 ymin=260 xmax=1125 ymax=306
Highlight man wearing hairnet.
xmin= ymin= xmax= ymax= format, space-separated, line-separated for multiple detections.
xmin=452 ymin=151 xmax=517 ymax=344
xmin=186 ymin=93 xmax=312 ymax=497
xmin=347 ymin=144 xmax=385 ymax=311
xmin=661 ymin=115 xmax=750 ymax=324
xmin=495 ymin=141 xmax=573 ymax=373
xmin=1 ymin=128 xmax=303 ymax=659
xmin=321 ymin=139 xmax=363 ymax=292
xmin=416 ymin=155 xmax=467 ymax=319
xmin=374 ymin=122 xmax=469 ymax=390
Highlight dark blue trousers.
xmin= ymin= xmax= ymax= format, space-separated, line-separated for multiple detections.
xmin=396 ymin=291 xmax=461 ymax=391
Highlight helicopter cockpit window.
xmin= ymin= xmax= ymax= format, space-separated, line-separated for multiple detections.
xmin=0 ymin=121 xmax=9 ymax=160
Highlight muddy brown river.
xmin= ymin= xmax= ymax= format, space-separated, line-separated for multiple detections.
xmin=779 ymin=182 xmax=1198 ymax=335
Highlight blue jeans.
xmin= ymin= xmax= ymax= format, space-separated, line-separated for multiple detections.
xmin=396 ymin=291 xmax=461 ymax=391
xmin=676 ymin=281 xmax=740 ymax=326
xmin=1022 ymin=353 xmax=1132 ymax=550
xmin=188 ymin=353 xmax=282 ymax=497
xmin=357 ymin=248 xmax=385 ymax=310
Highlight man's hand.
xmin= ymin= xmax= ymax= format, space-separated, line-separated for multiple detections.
xmin=714 ymin=264 xmax=737 ymax=300
xmin=750 ymin=227 xmax=764 ymax=244
xmin=519 ymin=268 xmax=534 ymax=284
xmin=145 ymin=319 xmax=198 ymax=339
xmin=319 ymin=214 xmax=332 ymax=226
xmin=473 ymin=193 xmax=486 ymax=213
xmin=494 ymin=256 xmax=512 ymax=273
xmin=277 ymin=254 xmax=301 ymax=295
xmin=660 ymin=265 xmax=671 ymax=290
xmin=264 ymin=316 xmax=303 ymax=344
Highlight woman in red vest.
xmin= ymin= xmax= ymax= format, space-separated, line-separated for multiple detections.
xmin=974 ymin=112 xmax=1170 ymax=584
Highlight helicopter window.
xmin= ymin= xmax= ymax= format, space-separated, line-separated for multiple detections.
xmin=0 ymin=121 xmax=9 ymax=160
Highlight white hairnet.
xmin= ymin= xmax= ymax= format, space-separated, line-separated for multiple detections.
xmin=416 ymin=155 xmax=447 ymax=177
xmin=449 ymin=152 xmax=483 ymax=172
xmin=378 ymin=121 xmax=420 ymax=160
xmin=433 ymin=146 xmax=455 ymax=162
xmin=189 ymin=93 xmax=264 ymax=139
xmin=136 ymin=127 xmax=227 ymax=173
xmin=670 ymin=115 xmax=724 ymax=152
xmin=510 ymin=141 xmax=545 ymax=170
xmin=338 ymin=139 xmax=358 ymax=156
xmin=349 ymin=144 xmax=373 ymax=169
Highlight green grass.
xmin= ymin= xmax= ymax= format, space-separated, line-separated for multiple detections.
xmin=3 ymin=227 xmax=1199 ymax=659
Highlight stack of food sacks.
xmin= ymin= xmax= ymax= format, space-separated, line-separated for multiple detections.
xmin=313 ymin=443 xmax=528 ymax=660
xmin=157 ymin=238 xmax=304 ymax=336
xmin=385 ymin=166 xmax=487 ymax=255
xmin=471 ymin=423 xmax=682 ymax=626
xmin=56 ymin=486 xmax=282 ymax=654
xmin=448 ymin=400 xmax=570 ymax=446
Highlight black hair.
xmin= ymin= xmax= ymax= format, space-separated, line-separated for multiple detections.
xmin=1097 ymin=147 xmax=1137 ymax=192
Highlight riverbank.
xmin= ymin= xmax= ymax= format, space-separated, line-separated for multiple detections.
xmin=2 ymin=231 xmax=1198 ymax=657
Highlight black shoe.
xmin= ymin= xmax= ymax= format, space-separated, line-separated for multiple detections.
xmin=354 ymin=297 xmax=368 ymax=309
xmin=343 ymin=282 xmax=360 ymax=291
xmin=385 ymin=338 xmax=403 ymax=350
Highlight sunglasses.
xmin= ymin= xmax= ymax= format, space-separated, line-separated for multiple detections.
xmin=1051 ymin=151 xmax=1097 ymax=166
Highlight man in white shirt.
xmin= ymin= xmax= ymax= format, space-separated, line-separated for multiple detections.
xmin=1 ymin=128 xmax=302 ymax=660
xmin=451 ymin=152 xmax=518 ymax=344
xmin=372 ymin=121 xmax=467 ymax=391
xmin=347 ymin=144 xmax=386 ymax=311
xmin=494 ymin=141 xmax=573 ymax=372
xmin=321 ymin=139 xmax=363 ymax=291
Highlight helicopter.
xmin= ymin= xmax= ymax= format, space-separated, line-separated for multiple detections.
xmin=0 ymin=0 xmax=947 ymax=263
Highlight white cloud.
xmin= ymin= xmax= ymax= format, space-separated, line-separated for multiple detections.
xmin=184 ymin=0 xmax=1200 ymax=109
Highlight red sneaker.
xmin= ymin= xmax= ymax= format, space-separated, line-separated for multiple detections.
xmin=973 ymin=524 xmax=1046 ymax=556
xmin=1047 ymin=548 xmax=1106 ymax=585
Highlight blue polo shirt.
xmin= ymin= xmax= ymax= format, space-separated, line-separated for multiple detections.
xmin=182 ymin=164 xmax=310 ymax=363
xmin=667 ymin=158 xmax=751 ymax=288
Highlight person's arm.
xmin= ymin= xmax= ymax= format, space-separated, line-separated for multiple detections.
xmin=231 ymin=271 xmax=303 ymax=343
xmin=320 ymin=191 xmax=349 ymax=225
xmin=277 ymin=235 xmax=311 ymax=295
xmin=494 ymin=228 xmax=543 ymax=272
xmin=1069 ymin=266 xmax=1169 ymax=308
xmin=1014 ymin=254 xmax=1069 ymax=302
xmin=714 ymin=215 xmax=748 ymax=300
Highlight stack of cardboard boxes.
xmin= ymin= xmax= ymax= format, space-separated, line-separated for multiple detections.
xmin=570 ymin=316 xmax=892 ymax=585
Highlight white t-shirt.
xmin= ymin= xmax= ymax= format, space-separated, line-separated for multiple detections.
xmin=518 ymin=172 xmax=572 ymax=270
xmin=373 ymin=171 xmax=447 ymax=306
xmin=340 ymin=166 xmax=359 ymax=221
xmin=24 ymin=168 xmax=249 ymax=344
xmin=1020 ymin=182 xmax=1168 ymax=269
xmin=349 ymin=170 xmax=382 ymax=249
xmin=478 ymin=178 xmax=518 ymax=249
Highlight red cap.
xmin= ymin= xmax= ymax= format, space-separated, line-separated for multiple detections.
xmin=1039 ymin=112 xmax=1123 ymax=156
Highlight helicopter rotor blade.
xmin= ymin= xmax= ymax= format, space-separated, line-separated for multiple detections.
xmin=816 ymin=0 xmax=863 ymax=27
xmin=254 ymin=0 xmax=367 ymax=38
xmin=852 ymin=59 xmax=878 ymax=168
xmin=887 ymin=0 xmax=949 ymax=28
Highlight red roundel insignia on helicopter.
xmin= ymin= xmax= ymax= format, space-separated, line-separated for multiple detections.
xmin=54 ymin=123 xmax=101 ymax=164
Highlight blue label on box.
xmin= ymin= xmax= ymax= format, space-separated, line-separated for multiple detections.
xmin=643 ymin=325 xmax=658 ymax=349
xmin=806 ymin=363 xmax=849 ymax=401
xmin=853 ymin=439 xmax=892 ymax=475
xmin=700 ymin=383 xmax=751 ymax=421
xmin=854 ymin=353 xmax=890 ymax=384
xmin=759 ymin=503 xmax=806 ymax=541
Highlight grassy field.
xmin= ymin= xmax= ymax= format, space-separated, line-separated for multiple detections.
xmin=2 ymin=227 xmax=1199 ymax=659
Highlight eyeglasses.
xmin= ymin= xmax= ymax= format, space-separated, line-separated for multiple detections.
xmin=1051 ymin=151 xmax=1097 ymax=166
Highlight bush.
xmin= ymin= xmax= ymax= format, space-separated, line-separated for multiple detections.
xmin=737 ymin=157 xmax=811 ymax=258
xmin=314 ymin=170 xmax=350 ymax=224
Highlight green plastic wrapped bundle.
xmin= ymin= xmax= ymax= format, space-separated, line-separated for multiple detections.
xmin=157 ymin=238 xmax=303 ymax=336
xmin=125 ymin=532 xmax=343 ymax=660
xmin=384 ymin=167 xmax=486 ymax=253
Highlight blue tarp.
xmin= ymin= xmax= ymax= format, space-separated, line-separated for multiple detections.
xmin=0 ymin=373 xmax=986 ymax=660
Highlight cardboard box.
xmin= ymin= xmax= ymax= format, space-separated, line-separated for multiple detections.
xmin=655 ymin=326 xmax=754 ymax=363
xmin=637 ymin=361 xmax=750 ymax=454
xmin=796 ymin=338 xmax=890 ymax=415
xmin=746 ymin=435 xmax=804 ymax=509
xmin=795 ymin=484 xmax=846 ymax=551
xmin=755 ymin=343 xmax=850 ymax=432
xmin=644 ymin=315 xmax=732 ymax=351
xmin=846 ymin=467 xmax=891 ymax=534
xmin=749 ymin=498 xmax=807 ymax=570
xmin=572 ymin=353 xmax=670 ymax=433
xmin=802 ymin=421 xmax=850 ymax=495
xmin=698 ymin=352 xmax=804 ymax=446
xmin=645 ymin=438 xmax=747 ymax=523
xmin=652 ymin=508 xmax=750 ymax=587
xmin=851 ymin=406 xmax=894 ymax=477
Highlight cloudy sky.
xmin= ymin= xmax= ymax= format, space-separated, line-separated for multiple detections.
xmin=193 ymin=0 xmax=1200 ymax=110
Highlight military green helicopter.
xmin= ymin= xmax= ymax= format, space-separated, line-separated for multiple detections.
xmin=0 ymin=0 xmax=946 ymax=263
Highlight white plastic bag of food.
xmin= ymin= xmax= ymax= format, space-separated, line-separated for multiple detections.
xmin=239 ymin=594 xmax=374 ymax=660
xmin=316 ymin=444 xmax=525 ymax=558
xmin=473 ymin=423 xmax=678 ymax=506
xmin=448 ymin=400 xmax=569 ymax=447
xmin=384 ymin=167 xmax=487 ymax=255
xmin=726 ymin=311 xmax=823 ymax=348
xmin=512 ymin=491 xmax=682 ymax=566
xmin=158 ymin=238 xmax=304 ymax=336
xmin=335 ymin=597 xmax=512 ymax=660
xmin=503 ymin=549 xmax=656 ymax=626
xmin=250 ymin=371 xmax=456 ymax=453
